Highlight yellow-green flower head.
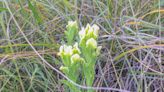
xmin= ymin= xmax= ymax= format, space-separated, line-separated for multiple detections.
xmin=79 ymin=24 xmax=99 ymax=41
xmin=66 ymin=21 xmax=78 ymax=29
xmin=58 ymin=44 xmax=73 ymax=56
xmin=86 ymin=38 xmax=97 ymax=49
xmin=79 ymin=24 xmax=91 ymax=39
xmin=71 ymin=54 xmax=81 ymax=64
xmin=87 ymin=24 xmax=99 ymax=39
xmin=72 ymin=42 xmax=81 ymax=54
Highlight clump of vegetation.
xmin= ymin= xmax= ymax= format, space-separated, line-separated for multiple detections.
xmin=58 ymin=21 xmax=101 ymax=92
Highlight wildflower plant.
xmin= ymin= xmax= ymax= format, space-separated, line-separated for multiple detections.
xmin=58 ymin=21 xmax=101 ymax=92
xmin=79 ymin=24 xmax=102 ymax=88
xmin=58 ymin=43 xmax=83 ymax=92
xmin=65 ymin=21 xmax=78 ymax=45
